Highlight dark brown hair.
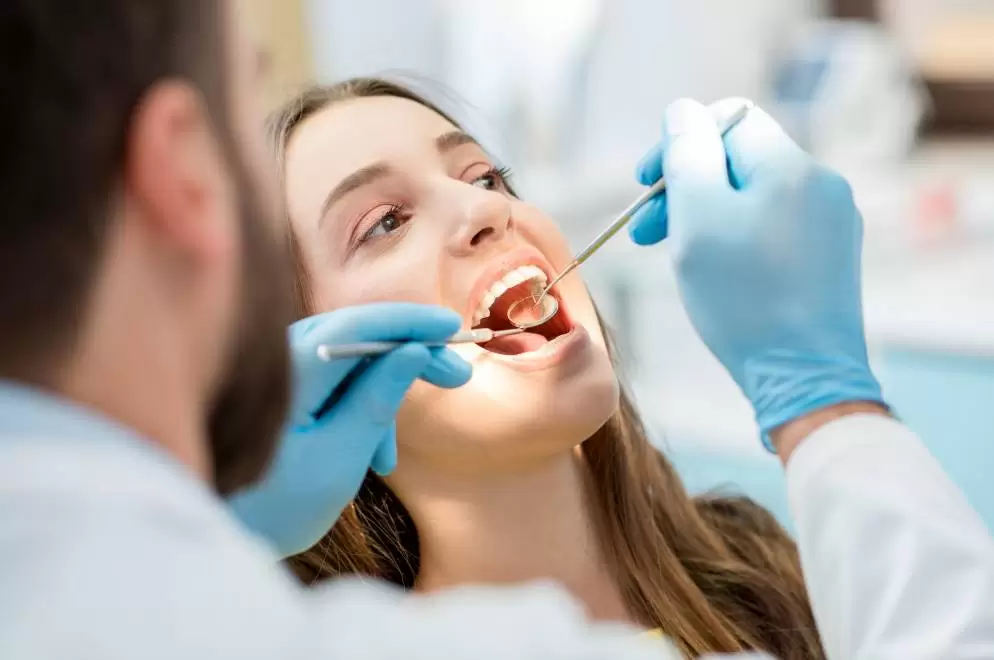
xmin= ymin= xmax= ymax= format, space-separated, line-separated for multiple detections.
xmin=0 ymin=2 xmax=294 ymax=495
xmin=0 ymin=1 xmax=229 ymax=384
xmin=270 ymin=78 xmax=825 ymax=659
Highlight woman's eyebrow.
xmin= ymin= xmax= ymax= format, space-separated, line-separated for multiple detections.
xmin=435 ymin=130 xmax=481 ymax=154
xmin=319 ymin=133 xmax=481 ymax=225
xmin=319 ymin=163 xmax=392 ymax=226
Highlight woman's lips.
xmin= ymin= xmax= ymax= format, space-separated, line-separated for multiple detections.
xmin=459 ymin=247 xmax=584 ymax=371
xmin=461 ymin=323 xmax=591 ymax=373
xmin=463 ymin=246 xmax=561 ymax=329
xmin=480 ymin=331 xmax=550 ymax=355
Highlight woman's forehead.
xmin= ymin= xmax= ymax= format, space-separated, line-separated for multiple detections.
xmin=288 ymin=96 xmax=459 ymax=175
xmin=283 ymin=95 xmax=464 ymax=232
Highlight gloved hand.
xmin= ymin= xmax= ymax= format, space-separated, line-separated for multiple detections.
xmin=629 ymin=99 xmax=884 ymax=449
xmin=228 ymin=303 xmax=472 ymax=557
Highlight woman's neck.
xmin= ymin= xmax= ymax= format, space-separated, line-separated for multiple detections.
xmin=399 ymin=450 xmax=632 ymax=624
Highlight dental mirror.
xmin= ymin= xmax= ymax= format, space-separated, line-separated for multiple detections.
xmin=505 ymin=286 xmax=560 ymax=329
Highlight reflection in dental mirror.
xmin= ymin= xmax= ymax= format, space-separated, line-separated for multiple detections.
xmin=506 ymin=288 xmax=559 ymax=329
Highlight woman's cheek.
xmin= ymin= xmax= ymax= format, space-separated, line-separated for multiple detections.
xmin=328 ymin=260 xmax=440 ymax=308
xmin=396 ymin=380 xmax=452 ymax=448
xmin=514 ymin=206 xmax=574 ymax=267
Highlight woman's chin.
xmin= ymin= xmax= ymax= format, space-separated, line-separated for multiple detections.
xmin=399 ymin=353 xmax=620 ymax=465
xmin=461 ymin=372 xmax=619 ymax=450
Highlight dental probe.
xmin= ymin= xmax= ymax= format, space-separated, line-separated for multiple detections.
xmin=316 ymin=327 xmax=525 ymax=361
xmin=528 ymin=100 xmax=754 ymax=308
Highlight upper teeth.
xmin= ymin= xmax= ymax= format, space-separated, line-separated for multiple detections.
xmin=472 ymin=265 xmax=548 ymax=327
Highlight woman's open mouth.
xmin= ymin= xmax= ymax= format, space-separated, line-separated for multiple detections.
xmin=470 ymin=265 xmax=575 ymax=357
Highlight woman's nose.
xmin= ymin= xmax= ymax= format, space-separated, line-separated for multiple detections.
xmin=446 ymin=189 xmax=514 ymax=256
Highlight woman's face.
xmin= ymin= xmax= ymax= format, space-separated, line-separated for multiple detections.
xmin=283 ymin=95 xmax=619 ymax=475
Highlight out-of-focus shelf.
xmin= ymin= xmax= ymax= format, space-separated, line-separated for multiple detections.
xmin=919 ymin=16 xmax=994 ymax=82
xmin=848 ymin=138 xmax=994 ymax=356
xmin=864 ymin=241 xmax=994 ymax=357
xmin=907 ymin=138 xmax=994 ymax=173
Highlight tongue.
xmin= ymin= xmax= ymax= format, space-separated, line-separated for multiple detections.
xmin=481 ymin=331 xmax=549 ymax=355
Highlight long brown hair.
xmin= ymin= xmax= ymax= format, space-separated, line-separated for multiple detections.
xmin=269 ymin=78 xmax=825 ymax=659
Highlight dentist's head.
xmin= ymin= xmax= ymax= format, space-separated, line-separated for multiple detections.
xmin=0 ymin=0 xmax=293 ymax=493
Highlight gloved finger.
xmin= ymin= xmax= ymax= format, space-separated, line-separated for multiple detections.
xmin=421 ymin=347 xmax=473 ymax=388
xmin=718 ymin=101 xmax=808 ymax=189
xmin=662 ymin=98 xmax=731 ymax=191
xmin=329 ymin=343 xmax=432 ymax=429
xmin=636 ymin=143 xmax=663 ymax=186
xmin=628 ymin=194 xmax=668 ymax=246
xmin=291 ymin=304 xmax=461 ymax=413
xmin=301 ymin=347 xmax=469 ymax=427
xmin=370 ymin=424 xmax=398 ymax=476
xmin=637 ymin=100 xmax=739 ymax=186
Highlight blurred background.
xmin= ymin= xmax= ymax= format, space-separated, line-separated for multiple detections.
xmin=244 ymin=0 xmax=994 ymax=531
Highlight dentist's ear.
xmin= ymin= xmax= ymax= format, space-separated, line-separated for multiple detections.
xmin=126 ymin=80 xmax=233 ymax=263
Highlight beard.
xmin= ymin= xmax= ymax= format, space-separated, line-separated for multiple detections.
xmin=207 ymin=158 xmax=294 ymax=496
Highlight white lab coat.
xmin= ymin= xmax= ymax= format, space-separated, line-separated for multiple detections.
xmin=787 ymin=414 xmax=994 ymax=658
xmin=0 ymin=384 xmax=991 ymax=660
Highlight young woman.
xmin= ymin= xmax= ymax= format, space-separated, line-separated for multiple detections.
xmin=269 ymin=78 xmax=824 ymax=659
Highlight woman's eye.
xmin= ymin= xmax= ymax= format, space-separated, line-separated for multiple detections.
xmin=360 ymin=206 xmax=408 ymax=243
xmin=471 ymin=167 xmax=511 ymax=192
xmin=472 ymin=174 xmax=500 ymax=191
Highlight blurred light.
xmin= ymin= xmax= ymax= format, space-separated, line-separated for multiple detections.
xmin=505 ymin=0 xmax=601 ymax=51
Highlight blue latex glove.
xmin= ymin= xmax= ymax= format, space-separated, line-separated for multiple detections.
xmin=228 ymin=303 xmax=472 ymax=557
xmin=629 ymin=99 xmax=884 ymax=449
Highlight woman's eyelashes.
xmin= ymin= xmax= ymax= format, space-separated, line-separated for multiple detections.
xmin=471 ymin=166 xmax=514 ymax=193
xmin=352 ymin=166 xmax=515 ymax=249
xmin=358 ymin=203 xmax=411 ymax=244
